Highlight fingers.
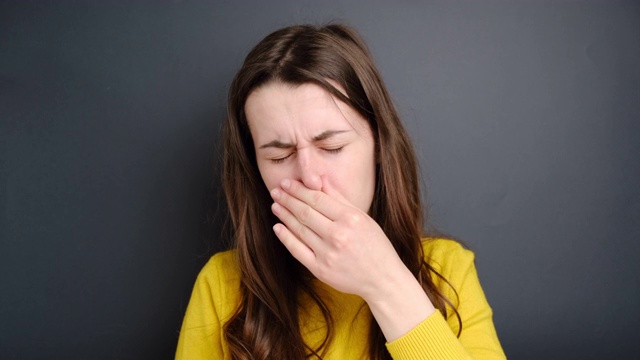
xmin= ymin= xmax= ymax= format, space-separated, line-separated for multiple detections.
xmin=270 ymin=177 xmax=362 ymax=270
xmin=319 ymin=176 xmax=351 ymax=206
xmin=272 ymin=223 xmax=316 ymax=269
xmin=271 ymin=199 xmax=323 ymax=248
xmin=278 ymin=178 xmax=344 ymax=221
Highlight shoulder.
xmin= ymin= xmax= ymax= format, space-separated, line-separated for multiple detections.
xmin=420 ymin=238 xmax=477 ymax=293
xmin=193 ymin=249 xmax=242 ymax=322
xmin=197 ymin=249 xmax=242 ymax=292
xmin=199 ymin=249 xmax=241 ymax=282
xmin=177 ymin=250 xmax=241 ymax=358
xmin=421 ymin=238 xmax=474 ymax=270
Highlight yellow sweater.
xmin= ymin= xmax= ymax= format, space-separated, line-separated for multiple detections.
xmin=176 ymin=239 xmax=505 ymax=359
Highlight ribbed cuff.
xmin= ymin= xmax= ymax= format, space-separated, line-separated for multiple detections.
xmin=386 ymin=311 xmax=470 ymax=360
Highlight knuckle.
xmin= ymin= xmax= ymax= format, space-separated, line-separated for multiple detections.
xmin=321 ymin=250 xmax=337 ymax=268
xmin=290 ymin=180 xmax=302 ymax=193
xmin=310 ymin=191 xmax=323 ymax=207
xmin=299 ymin=204 xmax=312 ymax=224
xmin=295 ymin=222 xmax=307 ymax=238
xmin=331 ymin=229 xmax=349 ymax=248
xmin=278 ymin=191 xmax=290 ymax=207
xmin=344 ymin=211 xmax=362 ymax=226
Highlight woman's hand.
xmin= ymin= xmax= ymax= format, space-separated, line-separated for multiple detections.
xmin=270 ymin=177 xmax=435 ymax=341
xmin=270 ymin=176 xmax=401 ymax=297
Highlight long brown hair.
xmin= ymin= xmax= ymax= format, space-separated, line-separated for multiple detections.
xmin=222 ymin=24 xmax=460 ymax=359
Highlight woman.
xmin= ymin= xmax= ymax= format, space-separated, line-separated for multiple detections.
xmin=176 ymin=24 xmax=505 ymax=359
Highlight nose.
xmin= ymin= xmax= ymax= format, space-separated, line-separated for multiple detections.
xmin=294 ymin=149 xmax=323 ymax=191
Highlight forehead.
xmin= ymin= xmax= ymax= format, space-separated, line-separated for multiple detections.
xmin=247 ymin=81 xmax=335 ymax=114
xmin=244 ymin=81 xmax=369 ymax=138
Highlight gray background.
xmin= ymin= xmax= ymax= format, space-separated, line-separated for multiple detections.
xmin=1 ymin=1 xmax=639 ymax=359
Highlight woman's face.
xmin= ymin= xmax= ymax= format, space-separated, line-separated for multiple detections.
xmin=245 ymin=81 xmax=377 ymax=213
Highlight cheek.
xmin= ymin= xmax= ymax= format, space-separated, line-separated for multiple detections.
xmin=326 ymin=156 xmax=376 ymax=211
xmin=352 ymin=149 xmax=377 ymax=210
xmin=360 ymin=162 xmax=377 ymax=206
xmin=257 ymin=162 xmax=285 ymax=192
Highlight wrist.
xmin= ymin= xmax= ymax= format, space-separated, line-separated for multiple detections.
xmin=363 ymin=266 xmax=436 ymax=342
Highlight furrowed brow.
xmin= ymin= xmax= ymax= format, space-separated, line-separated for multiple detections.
xmin=259 ymin=130 xmax=350 ymax=149
xmin=259 ymin=140 xmax=294 ymax=149
xmin=312 ymin=130 xmax=350 ymax=142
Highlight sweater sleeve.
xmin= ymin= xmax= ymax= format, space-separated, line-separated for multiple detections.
xmin=385 ymin=240 xmax=506 ymax=359
xmin=175 ymin=253 xmax=231 ymax=360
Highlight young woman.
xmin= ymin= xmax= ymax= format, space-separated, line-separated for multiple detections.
xmin=176 ymin=24 xmax=505 ymax=360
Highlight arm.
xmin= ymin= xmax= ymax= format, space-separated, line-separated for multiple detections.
xmin=271 ymin=179 xmax=505 ymax=359
xmin=386 ymin=240 xmax=506 ymax=359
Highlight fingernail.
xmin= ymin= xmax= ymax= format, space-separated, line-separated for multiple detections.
xmin=271 ymin=202 xmax=281 ymax=213
xmin=270 ymin=188 xmax=280 ymax=199
xmin=281 ymin=179 xmax=291 ymax=189
xmin=273 ymin=224 xmax=281 ymax=234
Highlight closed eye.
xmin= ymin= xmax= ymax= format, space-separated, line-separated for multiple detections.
xmin=323 ymin=146 xmax=344 ymax=154
xmin=268 ymin=146 xmax=344 ymax=163
xmin=270 ymin=153 xmax=293 ymax=164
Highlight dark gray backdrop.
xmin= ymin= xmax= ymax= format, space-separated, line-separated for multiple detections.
xmin=1 ymin=1 xmax=638 ymax=359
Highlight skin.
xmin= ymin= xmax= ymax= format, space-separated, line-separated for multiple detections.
xmin=244 ymin=81 xmax=435 ymax=342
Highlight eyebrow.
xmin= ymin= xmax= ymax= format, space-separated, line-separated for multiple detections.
xmin=258 ymin=130 xmax=350 ymax=149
